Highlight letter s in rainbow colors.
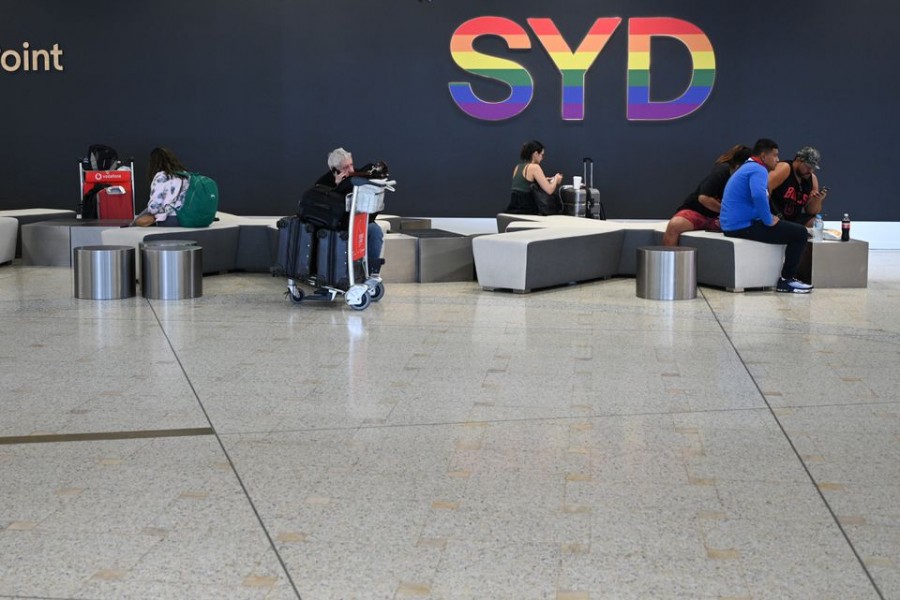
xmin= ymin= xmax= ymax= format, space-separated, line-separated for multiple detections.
xmin=448 ymin=17 xmax=534 ymax=122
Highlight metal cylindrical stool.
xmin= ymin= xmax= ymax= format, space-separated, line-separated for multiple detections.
xmin=140 ymin=242 xmax=203 ymax=300
xmin=73 ymin=245 xmax=136 ymax=300
xmin=636 ymin=246 xmax=697 ymax=300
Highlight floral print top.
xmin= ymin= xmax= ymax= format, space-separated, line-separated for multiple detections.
xmin=147 ymin=171 xmax=188 ymax=222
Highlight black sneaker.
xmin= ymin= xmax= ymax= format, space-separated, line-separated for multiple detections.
xmin=368 ymin=257 xmax=385 ymax=275
xmin=776 ymin=278 xmax=814 ymax=294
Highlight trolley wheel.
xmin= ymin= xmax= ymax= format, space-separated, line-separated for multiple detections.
xmin=289 ymin=288 xmax=305 ymax=304
xmin=368 ymin=282 xmax=385 ymax=302
xmin=348 ymin=291 xmax=371 ymax=311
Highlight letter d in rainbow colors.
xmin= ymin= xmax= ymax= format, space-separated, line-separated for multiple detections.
xmin=627 ymin=17 xmax=716 ymax=121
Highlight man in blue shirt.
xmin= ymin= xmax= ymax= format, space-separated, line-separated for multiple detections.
xmin=720 ymin=138 xmax=813 ymax=294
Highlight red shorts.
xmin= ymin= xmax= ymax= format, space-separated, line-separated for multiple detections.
xmin=673 ymin=209 xmax=720 ymax=232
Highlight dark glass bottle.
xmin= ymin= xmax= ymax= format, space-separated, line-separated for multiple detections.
xmin=841 ymin=213 xmax=851 ymax=242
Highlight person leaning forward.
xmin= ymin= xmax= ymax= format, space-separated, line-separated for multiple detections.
xmin=719 ymin=138 xmax=814 ymax=294
xmin=768 ymin=146 xmax=827 ymax=226
xmin=506 ymin=140 xmax=563 ymax=215
xmin=662 ymin=144 xmax=751 ymax=246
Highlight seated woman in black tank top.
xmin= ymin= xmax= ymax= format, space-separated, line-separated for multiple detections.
xmin=506 ymin=140 xmax=563 ymax=214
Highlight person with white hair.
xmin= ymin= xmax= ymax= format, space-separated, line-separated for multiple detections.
xmin=315 ymin=147 xmax=384 ymax=275
xmin=326 ymin=147 xmax=355 ymax=185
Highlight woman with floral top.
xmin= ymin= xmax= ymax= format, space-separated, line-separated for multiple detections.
xmin=132 ymin=147 xmax=189 ymax=227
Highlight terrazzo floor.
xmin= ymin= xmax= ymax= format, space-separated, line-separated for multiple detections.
xmin=1 ymin=252 xmax=899 ymax=599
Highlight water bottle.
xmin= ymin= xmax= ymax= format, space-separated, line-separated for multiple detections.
xmin=812 ymin=214 xmax=824 ymax=241
xmin=841 ymin=213 xmax=851 ymax=242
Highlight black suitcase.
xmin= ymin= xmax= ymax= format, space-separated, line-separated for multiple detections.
xmin=298 ymin=185 xmax=347 ymax=230
xmin=315 ymin=228 xmax=352 ymax=289
xmin=273 ymin=216 xmax=315 ymax=279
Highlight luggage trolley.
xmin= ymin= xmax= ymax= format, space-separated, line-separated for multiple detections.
xmin=77 ymin=145 xmax=136 ymax=220
xmin=285 ymin=176 xmax=396 ymax=311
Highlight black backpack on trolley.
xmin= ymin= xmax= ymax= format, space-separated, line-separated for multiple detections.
xmin=81 ymin=144 xmax=120 ymax=171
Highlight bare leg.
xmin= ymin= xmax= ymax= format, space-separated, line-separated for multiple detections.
xmin=662 ymin=216 xmax=695 ymax=246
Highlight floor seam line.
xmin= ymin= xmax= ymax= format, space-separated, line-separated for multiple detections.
xmin=0 ymin=427 xmax=214 ymax=445
xmin=149 ymin=299 xmax=304 ymax=600
xmin=701 ymin=287 xmax=886 ymax=600
xmin=212 ymin=406 xmax=776 ymax=437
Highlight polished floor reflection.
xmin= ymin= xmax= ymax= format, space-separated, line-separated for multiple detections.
xmin=1 ymin=253 xmax=899 ymax=599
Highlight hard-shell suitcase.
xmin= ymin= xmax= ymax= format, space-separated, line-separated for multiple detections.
xmin=582 ymin=157 xmax=605 ymax=220
xmin=560 ymin=186 xmax=588 ymax=217
xmin=97 ymin=186 xmax=134 ymax=220
xmin=315 ymin=228 xmax=351 ymax=289
xmin=561 ymin=158 xmax=605 ymax=219
xmin=587 ymin=191 xmax=605 ymax=219
xmin=273 ymin=216 xmax=315 ymax=279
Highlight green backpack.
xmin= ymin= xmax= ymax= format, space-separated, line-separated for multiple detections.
xmin=176 ymin=172 xmax=218 ymax=227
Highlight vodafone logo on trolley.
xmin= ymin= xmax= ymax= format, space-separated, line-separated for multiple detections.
xmin=90 ymin=171 xmax=131 ymax=183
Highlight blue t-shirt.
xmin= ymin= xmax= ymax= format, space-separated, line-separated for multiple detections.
xmin=719 ymin=159 xmax=774 ymax=231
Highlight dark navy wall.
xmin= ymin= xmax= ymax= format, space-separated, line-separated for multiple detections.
xmin=1 ymin=1 xmax=897 ymax=220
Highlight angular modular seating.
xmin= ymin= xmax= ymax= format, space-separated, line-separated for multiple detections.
xmin=472 ymin=226 xmax=624 ymax=293
xmin=478 ymin=214 xmax=785 ymax=293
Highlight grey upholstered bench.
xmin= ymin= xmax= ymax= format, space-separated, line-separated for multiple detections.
xmin=487 ymin=215 xmax=785 ymax=292
xmin=679 ymin=230 xmax=785 ymax=291
xmin=472 ymin=227 xmax=625 ymax=293
xmin=0 ymin=208 xmax=76 ymax=258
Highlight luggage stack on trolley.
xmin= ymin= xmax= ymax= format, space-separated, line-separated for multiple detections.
xmin=78 ymin=144 xmax=136 ymax=220
xmin=273 ymin=177 xmax=395 ymax=311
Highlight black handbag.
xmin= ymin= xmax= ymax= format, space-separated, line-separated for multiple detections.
xmin=531 ymin=182 xmax=561 ymax=215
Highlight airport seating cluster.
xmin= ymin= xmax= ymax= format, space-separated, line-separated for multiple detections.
xmin=3 ymin=208 xmax=791 ymax=294
xmin=473 ymin=214 xmax=786 ymax=293
xmin=3 ymin=210 xmax=478 ymax=285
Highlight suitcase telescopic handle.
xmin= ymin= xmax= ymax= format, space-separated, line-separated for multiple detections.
xmin=582 ymin=157 xmax=593 ymax=189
